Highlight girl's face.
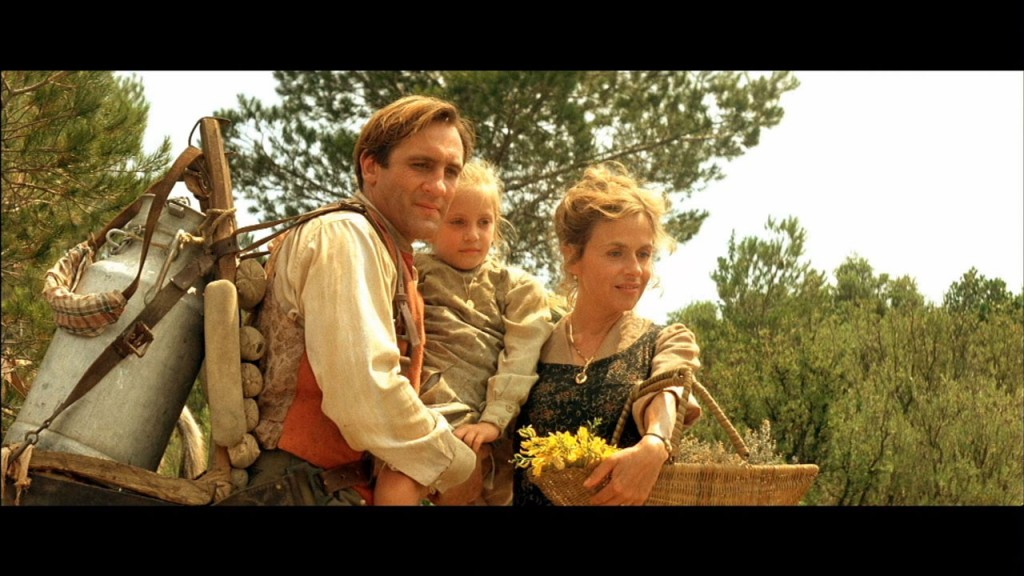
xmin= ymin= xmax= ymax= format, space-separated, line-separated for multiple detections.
xmin=432 ymin=183 xmax=498 ymax=271
xmin=567 ymin=212 xmax=655 ymax=314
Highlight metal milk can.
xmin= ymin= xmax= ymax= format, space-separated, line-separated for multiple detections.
xmin=5 ymin=195 xmax=209 ymax=471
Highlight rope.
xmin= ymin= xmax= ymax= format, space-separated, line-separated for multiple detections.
xmin=200 ymin=207 xmax=237 ymax=249
xmin=105 ymin=227 xmax=172 ymax=255
xmin=144 ymin=229 xmax=207 ymax=304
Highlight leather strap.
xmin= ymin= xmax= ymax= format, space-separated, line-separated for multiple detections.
xmin=215 ymin=199 xmax=370 ymax=260
xmin=6 ymin=147 xmax=210 ymax=464
xmin=214 ymin=452 xmax=372 ymax=506
xmin=87 ymin=147 xmax=205 ymax=302
xmin=317 ymin=458 xmax=373 ymax=494
xmin=72 ymin=252 xmax=216 ymax=405
xmin=9 ymin=252 xmax=216 ymax=462
xmin=214 ymin=198 xmax=420 ymax=348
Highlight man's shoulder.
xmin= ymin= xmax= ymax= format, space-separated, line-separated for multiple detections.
xmin=312 ymin=204 xmax=374 ymax=225
xmin=296 ymin=206 xmax=382 ymax=240
xmin=281 ymin=206 xmax=394 ymax=267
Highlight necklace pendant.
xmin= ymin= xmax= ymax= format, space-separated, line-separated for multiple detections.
xmin=467 ymin=299 xmax=475 ymax=309
xmin=575 ymin=371 xmax=588 ymax=384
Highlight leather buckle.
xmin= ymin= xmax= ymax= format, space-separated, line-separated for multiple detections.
xmin=114 ymin=321 xmax=154 ymax=358
xmin=317 ymin=459 xmax=372 ymax=494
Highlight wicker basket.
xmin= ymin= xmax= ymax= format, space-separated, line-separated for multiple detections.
xmin=528 ymin=369 xmax=820 ymax=506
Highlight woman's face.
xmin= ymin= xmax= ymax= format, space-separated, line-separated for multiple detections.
xmin=567 ymin=212 xmax=655 ymax=314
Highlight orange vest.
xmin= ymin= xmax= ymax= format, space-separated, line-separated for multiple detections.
xmin=276 ymin=212 xmax=425 ymax=504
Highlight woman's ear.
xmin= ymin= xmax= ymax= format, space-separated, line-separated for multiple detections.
xmin=562 ymin=244 xmax=580 ymax=276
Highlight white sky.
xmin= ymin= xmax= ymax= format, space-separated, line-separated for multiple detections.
xmin=121 ymin=71 xmax=1024 ymax=323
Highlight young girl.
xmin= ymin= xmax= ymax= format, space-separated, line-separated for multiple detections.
xmin=374 ymin=158 xmax=553 ymax=505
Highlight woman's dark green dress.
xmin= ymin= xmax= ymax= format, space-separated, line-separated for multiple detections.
xmin=513 ymin=325 xmax=663 ymax=506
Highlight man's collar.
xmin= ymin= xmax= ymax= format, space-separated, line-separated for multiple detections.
xmin=353 ymin=191 xmax=413 ymax=252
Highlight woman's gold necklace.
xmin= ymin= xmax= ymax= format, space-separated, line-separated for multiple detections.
xmin=567 ymin=317 xmax=596 ymax=384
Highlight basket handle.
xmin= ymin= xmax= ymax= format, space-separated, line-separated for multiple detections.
xmin=612 ymin=369 xmax=750 ymax=460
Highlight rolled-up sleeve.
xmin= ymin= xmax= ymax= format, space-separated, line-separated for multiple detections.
xmin=480 ymin=268 xmax=553 ymax=433
xmin=632 ymin=323 xmax=703 ymax=429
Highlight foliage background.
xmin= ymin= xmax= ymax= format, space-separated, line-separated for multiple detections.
xmin=675 ymin=217 xmax=1023 ymax=505
xmin=2 ymin=70 xmax=1020 ymax=506
xmin=217 ymin=71 xmax=799 ymax=282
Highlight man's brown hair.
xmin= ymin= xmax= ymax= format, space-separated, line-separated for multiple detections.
xmin=354 ymin=95 xmax=476 ymax=191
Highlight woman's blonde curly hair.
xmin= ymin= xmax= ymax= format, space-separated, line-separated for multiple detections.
xmin=553 ymin=161 xmax=674 ymax=301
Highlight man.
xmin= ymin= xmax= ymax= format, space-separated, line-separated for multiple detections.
xmin=239 ymin=95 xmax=478 ymax=506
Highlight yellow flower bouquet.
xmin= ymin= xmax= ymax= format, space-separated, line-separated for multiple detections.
xmin=512 ymin=419 xmax=618 ymax=478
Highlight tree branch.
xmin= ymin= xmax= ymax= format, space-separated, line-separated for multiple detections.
xmin=504 ymin=131 xmax=728 ymax=192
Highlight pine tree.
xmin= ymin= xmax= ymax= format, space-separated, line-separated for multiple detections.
xmin=1 ymin=70 xmax=170 ymax=426
xmin=216 ymin=71 xmax=799 ymax=282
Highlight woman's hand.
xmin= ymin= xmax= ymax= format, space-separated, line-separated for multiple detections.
xmin=583 ymin=435 xmax=670 ymax=506
xmin=454 ymin=422 xmax=501 ymax=453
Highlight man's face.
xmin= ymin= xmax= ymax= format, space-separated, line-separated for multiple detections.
xmin=361 ymin=122 xmax=464 ymax=242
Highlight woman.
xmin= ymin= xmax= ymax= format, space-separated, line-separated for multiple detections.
xmin=513 ymin=161 xmax=703 ymax=506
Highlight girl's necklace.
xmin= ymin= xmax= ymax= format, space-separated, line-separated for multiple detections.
xmin=567 ymin=317 xmax=596 ymax=384
xmin=463 ymin=272 xmax=475 ymax=309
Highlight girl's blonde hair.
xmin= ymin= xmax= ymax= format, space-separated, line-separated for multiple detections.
xmin=553 ymin=161 xmax=674 ymax=298
xmin=457 ymin=157 xmax=512 ymax=252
